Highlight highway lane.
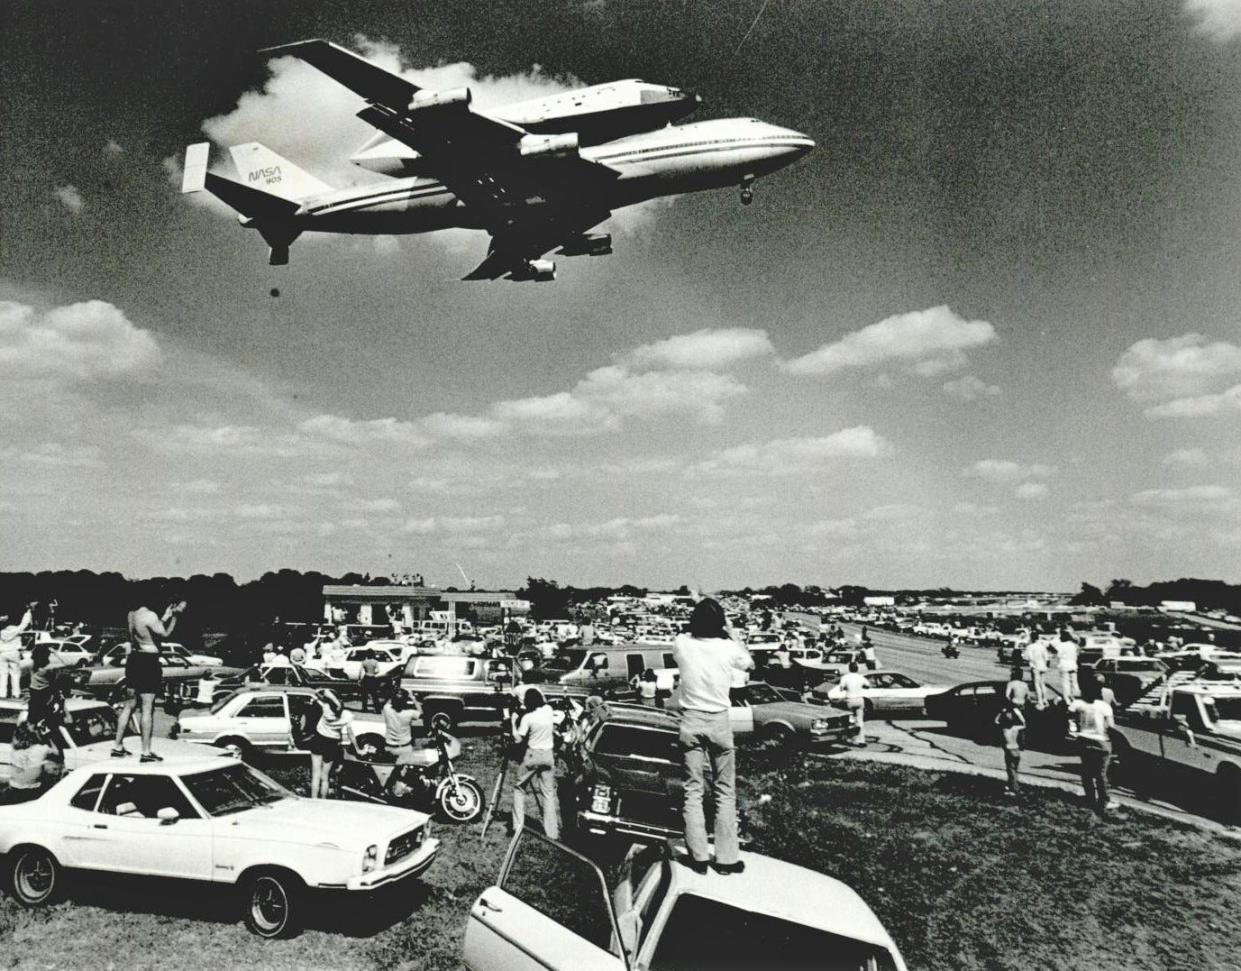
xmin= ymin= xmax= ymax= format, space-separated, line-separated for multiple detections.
xmin=782 ymin=612 xmax=1005 ymax=692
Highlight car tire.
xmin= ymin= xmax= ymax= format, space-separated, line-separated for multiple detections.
xmin=426 ymin=708 xmax=457 ymax=734
xmin=242 ymin=868 xmax=304 ymax=939
xmin=1217 ymin=765 xmax=1241 ymax=826
xmin=761 ymin=723 xmax=796 ymax=750
xmin=8 ymin=845 xmax=61 ymax=908
xmin=863 ymin=699 xmax=875 ymax=718
xmin=215 ymin=736 xmax=253 ymax=761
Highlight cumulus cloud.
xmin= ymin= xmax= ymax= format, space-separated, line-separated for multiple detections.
xmin=0 ymin=298 xmax=160 ymax=381
xmin=402 ymin=514 xmax=506 ymax=534
xmin=1015 ymin=482 xmax=1049 ymax=501
xmin=943 ymin=374 xmax=1001 ymax=402
xmin=352 ymin=497 xmax=400 ymax=513
xmin=963 ymin=460 xmax=1055 ymax=483
xmin=131 ymin=423 xmax=321 ymax=459
xmin=1112 ymin=334 xmax=1241 ymax=411
xmin=1163 ymin=448 xmax=1211 ymax=469
xmin=1131 ymin=484 xmax=1235 ymax=507
xmin=299 ymin=413 xmax=431 ymax=448
xmin=1144 ymin=383 xmax=1241 ymax=419
xmin=782 ymin=306 xmax=996 ymax=377
xmin=53 ymin=185 xmax=84 ymax=213
xmin=1 ymin=442 xmax=101 ymax=468
xmin=690 ymin=426 xmax=889 ymax=476
xmin=1184 ymin=0 xmax=1241 ymax=41
xmin=624 ymin=328 xmax=774 ymax=371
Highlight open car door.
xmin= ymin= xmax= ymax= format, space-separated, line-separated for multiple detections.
xmin=462 ymin=829 xmax=629 ymax=971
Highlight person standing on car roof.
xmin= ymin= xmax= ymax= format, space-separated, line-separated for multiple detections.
xmin=112 ymin=598 xmax=185 ymax=762
xmin=0 ymin=602 xmax=37 ymax=699
xmin=673 ymin=598 xmax=753 ymax=875
xmin=1056 ymin=631 xmax=1080 ymax=701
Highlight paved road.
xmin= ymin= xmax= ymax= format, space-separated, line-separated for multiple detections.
xmin=783 ymin=611 xmax=1003 ymax=691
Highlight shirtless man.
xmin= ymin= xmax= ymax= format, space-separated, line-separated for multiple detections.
xmin=112 ymin=599 xmax=186 ymax=761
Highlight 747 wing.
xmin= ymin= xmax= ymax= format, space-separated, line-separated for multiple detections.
xmin=264 ymin=40 xmax=621 ymax=279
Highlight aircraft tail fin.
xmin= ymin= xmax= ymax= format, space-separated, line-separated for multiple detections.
xmin=227 ymin=142 xmax=332 ymax=202
xmin=180 ymin=143 xmax=304 ymax=265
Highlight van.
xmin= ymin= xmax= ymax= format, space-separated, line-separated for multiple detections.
xmin=523 ymin=643 xmax=679 ymax=692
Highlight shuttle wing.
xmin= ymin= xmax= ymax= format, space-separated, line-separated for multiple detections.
xmin=267 ymin=39 xmax=621 ymax=227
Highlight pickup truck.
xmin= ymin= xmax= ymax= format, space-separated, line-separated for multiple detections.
xmin=462 ymin=832 xmax=906 ymax=970
xmin=396 ymin=654 xmax=518 ymax=732
xmin=1112 ymin=673 xmax=1241 ymax=823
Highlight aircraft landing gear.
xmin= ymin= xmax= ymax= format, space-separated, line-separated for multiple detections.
xmin=740 ymin=175 xmax=755 ymax=206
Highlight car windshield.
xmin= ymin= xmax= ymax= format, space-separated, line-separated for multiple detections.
xmin=650 ymin=893 xmax=898 ymax=971
xmin=209 ymin=690 xmax=240 ymax=714
xmin=747 ymin=684 xmax=781 ymax=705
xmin=1204 ymin=696 xmax=1241 ymax=725
xmin=181 ymin=762 xmax=290 ymax=816
xmin=540 ymin=650 xmax=588 ymax=673
xmin=593 ymin=724 xmax=678 ymax=762
xmin=62 ymin=706 xmax=119 ymax=746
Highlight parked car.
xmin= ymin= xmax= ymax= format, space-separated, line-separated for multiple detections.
xmin=18 ymin=640 xmax=95 ymax=675
xmin=67 ymin=654 xmax=244 ymax=707
xmin=171 ymin=685 xmax=386 ymax=759
xmin=396 ymin=654 xmax=519 ymax=732
xmin=734 ymin=681 xmax=854 ymax=745
xmin=815 ymin=672 xmax=947 ymax=715
xmin=0 ymin=758 xmax=440 ymax=937
xmin=97 ymin=642 xmax=223 ymax=667
xmin=572 ymin=705 xmax=684 ymax=845
xmin=312 ymin=644 xmax=405 ymax=680
xmin=462 ymin=832 xmax=907 ymax=970
xmin=923 ymin=681 xmax=1070 ymax=747
xmin=1091 ymin=657 xmax=1170 ymax=707
xmin=0 ymin=698 xmax=229 ymax=784
xmin=208 ymin=662 xmax=362 ymax=702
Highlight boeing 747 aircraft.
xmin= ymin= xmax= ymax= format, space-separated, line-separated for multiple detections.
xmin=183 ymin=39 xmax=813 ymax=281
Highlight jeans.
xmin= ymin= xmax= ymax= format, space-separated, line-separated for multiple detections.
xmin=1059 ymin=669 xmax=1079 ymax=701
xmin=513 ymin=748 xmax=559 ymax=839
xmin=679 ymin=709 xmax=739 ymax=866
xmin=0 ymin=652 xmax=20 ymax=699
xmin=1080 ymin=742 xmax=1112 ymax=812
xmin=1004 ymin=748 xmax=1021 ymax=792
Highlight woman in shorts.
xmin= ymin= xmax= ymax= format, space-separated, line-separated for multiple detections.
xmin=309 ymin=691 xmax=353 ymax=799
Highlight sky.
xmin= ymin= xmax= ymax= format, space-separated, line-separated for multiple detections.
xmin=3 ymin=0 xmax=1241 ymax=591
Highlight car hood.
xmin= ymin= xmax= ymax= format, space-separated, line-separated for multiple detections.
xmin=218 ymin=796 xmax=429 ymax=847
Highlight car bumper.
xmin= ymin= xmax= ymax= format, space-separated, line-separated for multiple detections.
xmin=807 ymin=726 xmax=855 ymax=744
xmin=577 ymin=811 xmax=680 ymax=842
xmin=341 ymin=837 xmax=440 ymax=890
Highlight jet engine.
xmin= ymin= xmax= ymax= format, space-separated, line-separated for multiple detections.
xmin=510 ymin=259 xmax=557 ymax=282
xmin=407 ymin=87 xmax=472 ymax=114
xmin=518 ymin=132 xmax=580 ymax=159
xmin=558 ymin=233 xmax=613 ymax=257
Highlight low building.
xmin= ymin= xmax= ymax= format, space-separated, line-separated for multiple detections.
xmin=322 ymin=584 xmax=520 ymax=629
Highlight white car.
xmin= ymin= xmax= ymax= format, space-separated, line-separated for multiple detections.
xmin=18 ymin=640 xmax=95 ymax=672
xmin=818 ymin=671 xmax=946 ymax=714
xmin=463 ymin=833 xmax=905 ymax=970
xmin=172 ymin=686 xmax=386 ymax=757
xmin=0 ymin=697 xmax=231 ymax=785
xmin=310 ymin=644 xmax=404 ymax=680
xmin=99 ymin=642 xmax=224 ymax=667
xmin=0 ymin=758 xmax=439 ymax=937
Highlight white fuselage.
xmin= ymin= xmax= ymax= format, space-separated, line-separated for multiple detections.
xmin=294 ymin=118 xmax=813 ymax=236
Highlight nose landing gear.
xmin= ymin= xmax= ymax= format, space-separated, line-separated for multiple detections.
xmin=740 ymin=175 xmax=755 ymax=206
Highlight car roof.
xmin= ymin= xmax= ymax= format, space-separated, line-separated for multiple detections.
xmin=0 ymin=696 xmax=110 ymax=714
xmin=64 ymin=756 xmax=242 ymax=777
xmin=599 ymin=706 xmax=680 ymax=730
xmin=668 ymin=847 xmax=899 ymax=951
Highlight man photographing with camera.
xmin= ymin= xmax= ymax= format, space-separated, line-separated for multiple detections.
xmin=112 ymin=597 xmax=186 ymax=762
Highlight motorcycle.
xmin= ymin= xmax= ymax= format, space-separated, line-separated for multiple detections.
xmin=941 ymin=642 xmax=960 ymax=659
xmin=336 ymin=726 xmax=485 ymax=823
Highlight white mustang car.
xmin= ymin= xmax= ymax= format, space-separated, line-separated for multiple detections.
xmin=0 ymin=758 xmax=440 ymax=937
xmin=816 ymin=671 xmax=946 ymax=714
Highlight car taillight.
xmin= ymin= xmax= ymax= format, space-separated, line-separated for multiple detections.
xmin=591 ymin=784 xmax=613 ymax=814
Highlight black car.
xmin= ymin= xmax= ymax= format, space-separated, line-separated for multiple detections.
xmin=572 ymin=706 xmax=685 ymax=846
xmin=925 ymin=680 xmax=1071 ymax=750
xmin=209 ymin=662 xmax=363 ymax=702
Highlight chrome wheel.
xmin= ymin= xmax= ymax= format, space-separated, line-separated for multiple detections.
xmin=245 ymin=873 xmax=297 ymax=938
xmin=11 ymin=848 xmax=58 ymax=906
xmin=439 ymin=778 xmax=484 ymax=823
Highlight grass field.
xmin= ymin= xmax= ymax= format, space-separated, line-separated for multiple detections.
xmin=2 ymin=740 xmax=1240 ymax=971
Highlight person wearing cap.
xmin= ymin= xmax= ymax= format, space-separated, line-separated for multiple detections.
xmin=0 ymin=602 xmax=36 ymax=699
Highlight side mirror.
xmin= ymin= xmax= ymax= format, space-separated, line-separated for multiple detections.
xmin=157 ymin=806 xmax=180 ymax=825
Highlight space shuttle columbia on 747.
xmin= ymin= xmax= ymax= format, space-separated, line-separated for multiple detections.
xmin=183 ymin=39 xmax=813 ymax=281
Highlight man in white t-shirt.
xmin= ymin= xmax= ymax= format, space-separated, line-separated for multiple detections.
xmin=1056 ymin=633 xmax=1080 ymax=702
xmin=1068 ymin=679 xmax=1117 ymax=814
xmin=1025 ymin=638 xmax=1050 ymax=709
xmin=0 ymin=602 xmax=36 ymax=699
xmin=837 ymin=663 xmax=869 ymax=744
xmin=511 ymin=688 xmax=559 ymax=839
